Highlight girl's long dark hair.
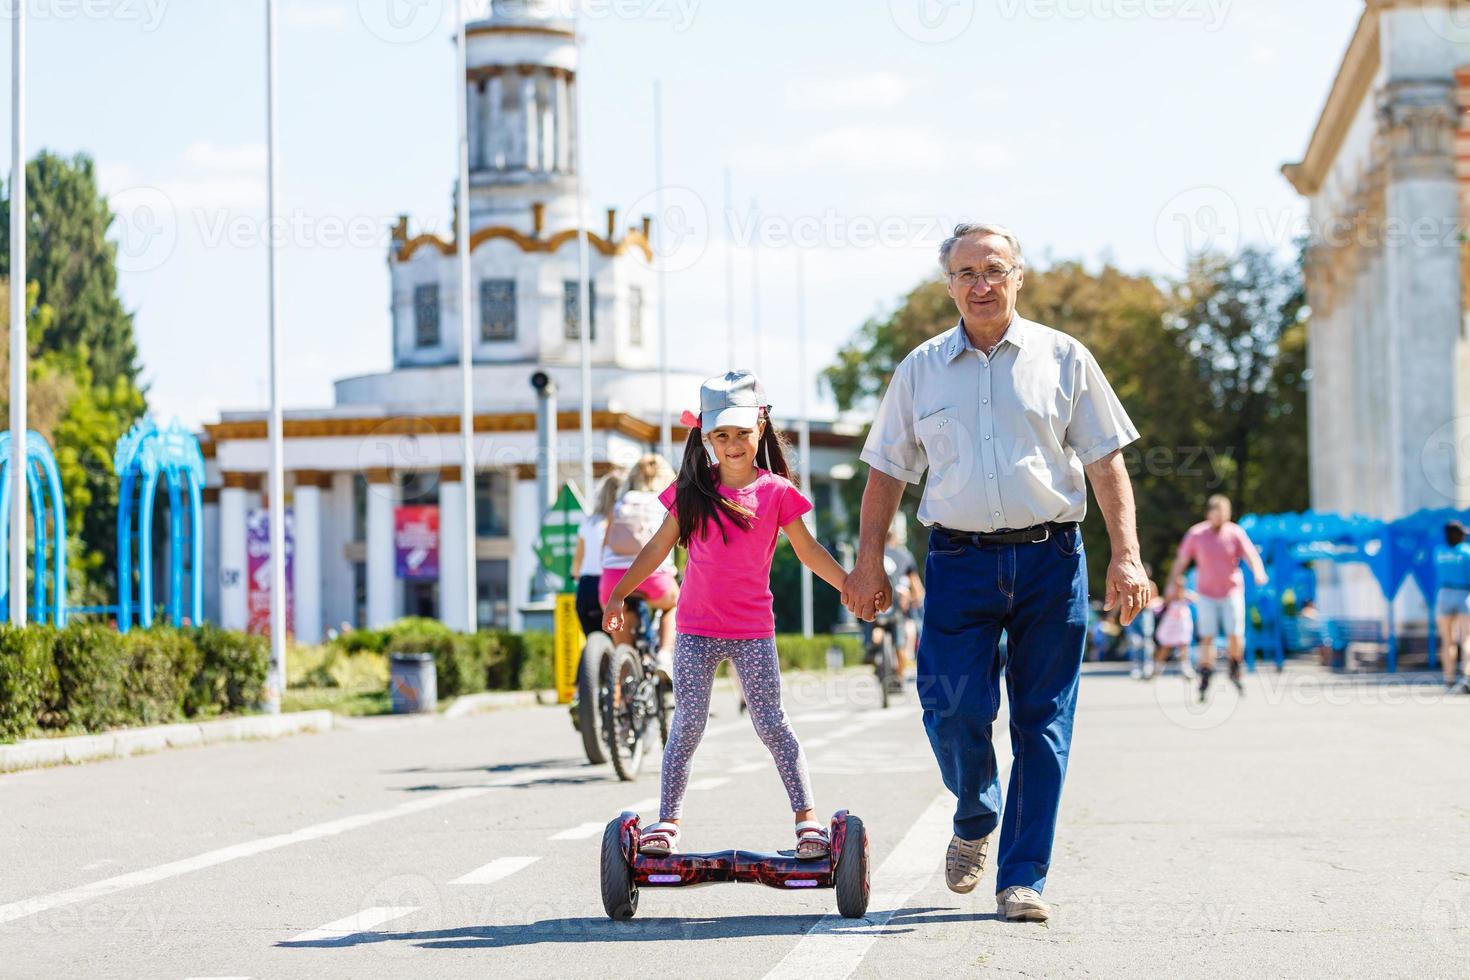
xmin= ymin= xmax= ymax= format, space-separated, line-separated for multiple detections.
xmin=673 ymin=408 xmax=797 ymax=548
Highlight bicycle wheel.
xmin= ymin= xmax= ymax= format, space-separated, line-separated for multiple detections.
xmin=606 ymin=645 xmax=648 ymax=781
xmin=656 ymin=679 xmax=673 ymax=746
xmin=879 ymin=628 xmax=896 ymax=709
xmin=575 ymin=632 xmax=614 ymax=765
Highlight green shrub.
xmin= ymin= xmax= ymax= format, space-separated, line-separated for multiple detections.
xmin=515 ymin=630 xmax=555 ymax=691
xmin=52 ymin=622 xmax=131 ymax=731
xmin=188 ymin=625 xmax=270 ymax=715
xmin=0 ymin=625 xmax=59 ymax=741
xmin=121 ymin=626 xmax=202 ymax=726
xmin=774 ymin=634 xmax=864 ymax=671
xmin=385 ymin=630 xmax=480 ymax=698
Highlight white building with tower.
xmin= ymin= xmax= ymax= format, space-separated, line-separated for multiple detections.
xmin=199 ymin=2 xmax=860 ymax=641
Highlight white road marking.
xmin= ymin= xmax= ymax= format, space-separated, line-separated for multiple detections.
xmin=287 ymin=906 xmax=419 ymax=943
xmin=0 ymin=766 xmax=584 ymax=926
xmin=449 ymin=856 xmax=541 ymax=886
xmin=763 ymin=792 xmax=954 ymax=980
xmin=728 ymin=761 xmax=765 ymax=774
xmin=766 ymin=724 xmax=1016 ymax=980
xmin=550 ymin=797 xmax=660 ymax=840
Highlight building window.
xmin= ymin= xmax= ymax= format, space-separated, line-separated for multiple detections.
xmin=481 ymin=278 xmax=517 ymax=341
xmin=352 ymin=474 xmax=367 ymax=542
xmin=414 ymin=283 xmax=440 ymax=348
xmin=352 ymin=561 xmax=367 ymax=628
xmin=399 ymin=470 xmax=440 ymax=506
xmin=629 ymin=286 xmax=644 ymax=347
xmin=563 ymin=280 xmax=596 ymax=341
xmin=475 ymin=470 xmax=511 ymax=538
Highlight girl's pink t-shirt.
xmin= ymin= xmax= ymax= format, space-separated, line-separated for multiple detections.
xmin=658 ymin=468 xmax=813 ymax=639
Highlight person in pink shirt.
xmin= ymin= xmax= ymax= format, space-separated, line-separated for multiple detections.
xmin=603 ymin=370 xmax=850 ymax=860
xmin=1169 ymin=494 xmax=1267 ymax=701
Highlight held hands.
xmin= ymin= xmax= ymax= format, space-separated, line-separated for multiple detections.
xmin=602 ymin=597 xmax=626 ymax=635
xmin=840 ymin=559 xmax=893 ymax=623
xmin=1104 ymin=555 xmax=1154 ymax=626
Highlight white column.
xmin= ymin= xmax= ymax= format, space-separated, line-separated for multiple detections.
xmin=219 ymin=484 xmax=248 ymax=630
xmin=521 ymin=71 xmax=538 ymax=171
xmin=293 ymin=480 xmax=323 ymax=643
xmin=507 ymin=475 xmax=541 ymax=633
xmin=539 ymin=76 xmax=555 ymax=172
xmin=486 ymin=74 xmax=502 ymax=170
xmin=321 ymin=472 xmax=353 ymax=633
xmin=553 ymin=71 xmax=570 ymax=172
xmin=439 ymin=476 xmax=470 ymax=631
xmin=366 ymin=476 xmax=396 ymax=628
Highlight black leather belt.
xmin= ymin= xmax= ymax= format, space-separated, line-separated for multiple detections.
xmin=932 ymin=521 xmax=1078 ymax=547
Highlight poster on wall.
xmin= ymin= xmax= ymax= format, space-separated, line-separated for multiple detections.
xmin=246 ymin=507 xmax=295 ymax=637
xmin=395 ymin=505 xmax=440 ymax=580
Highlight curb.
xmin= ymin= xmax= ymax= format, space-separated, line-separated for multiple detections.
xmin=0 ymin=711 xmax=334 ymax=774
xmin=444 ymin=689 xmax=557 ymax=718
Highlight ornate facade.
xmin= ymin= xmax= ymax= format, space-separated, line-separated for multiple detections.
xmin=1283 ymin=0 xmax=1470 ymax=520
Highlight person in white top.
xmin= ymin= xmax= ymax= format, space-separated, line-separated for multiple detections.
xmin=572 ymin=468 xmax=625 ymax=637
xmin=599 ymin=455 xmax=680 ymax=673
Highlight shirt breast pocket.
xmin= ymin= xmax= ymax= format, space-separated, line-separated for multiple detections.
xmin=915 ymin=409 xmax=970 ymax=501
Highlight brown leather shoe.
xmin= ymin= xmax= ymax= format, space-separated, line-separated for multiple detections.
xmin=944 ymin=834 xmax=991 ymax=894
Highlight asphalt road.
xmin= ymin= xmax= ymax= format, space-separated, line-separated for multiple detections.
xmin=2 ymin=662 xmax=1467 ymax=978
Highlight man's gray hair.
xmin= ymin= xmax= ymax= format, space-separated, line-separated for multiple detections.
xmin=938 ymin=222 xmax=1025 ymax=274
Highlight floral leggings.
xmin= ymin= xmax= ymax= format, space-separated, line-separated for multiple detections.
xmin=659 ymin=632 xmax=814 ymax=822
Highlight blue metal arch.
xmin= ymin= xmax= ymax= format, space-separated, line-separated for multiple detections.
xmin=114 ymin=417 xmax=206 ymax=631
xmin=0 ymin=430 xmax=68 ymax=626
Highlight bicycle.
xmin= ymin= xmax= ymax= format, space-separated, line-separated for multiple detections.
xmin=602 ymin=596 xmax=674 ymax=781
xmin=866 ymin=608 xmax=904 ymax=710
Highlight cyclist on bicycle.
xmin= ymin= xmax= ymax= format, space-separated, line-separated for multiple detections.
xmin=600 ymin=455 xmax=680 ymax=680
xmin=572 ymin=468 xmax=627 ymax=637
xmin=867 ymin=519 xmax=923 ymax=688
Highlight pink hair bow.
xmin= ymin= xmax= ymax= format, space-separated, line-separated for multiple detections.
xmin=680 ymin=409 xmax=700 ymax=428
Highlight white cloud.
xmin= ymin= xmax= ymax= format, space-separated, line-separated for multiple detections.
xmin=785 ymin=72 xmax=921 ymax=111
xmin=734 ymin=125 xmax=1013 ymax=175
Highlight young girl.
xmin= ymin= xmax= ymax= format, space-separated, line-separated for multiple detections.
xmin=603 ymin=370 xmax=850 ymax=859
xmin=1152 ymin=581 xmax=1195 ymax=679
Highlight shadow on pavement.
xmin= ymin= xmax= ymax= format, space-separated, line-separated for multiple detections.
xmin=275 ymin=907 xmax=982 ymax=950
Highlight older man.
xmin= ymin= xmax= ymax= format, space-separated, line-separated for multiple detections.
xmin=842 ymin=223 xmax=1151 ymax=923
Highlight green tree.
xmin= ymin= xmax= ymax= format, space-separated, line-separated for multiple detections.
xmin=1 ymin=153 xmax=150 ymax=604
xmin=0 ymin=151 xmax=142 ymax=390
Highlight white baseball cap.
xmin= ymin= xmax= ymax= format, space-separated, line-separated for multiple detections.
xmin=699 ymin=370 xmax=767 ymax=431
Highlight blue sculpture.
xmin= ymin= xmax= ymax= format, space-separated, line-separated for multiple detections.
xmin=113 ymin=417 xmax=206 ymax=630
xmin=0 ymin=430 xmax=67 ymax=626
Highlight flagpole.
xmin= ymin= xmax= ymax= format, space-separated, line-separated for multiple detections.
xmin=454 ymin=0 xmax=478 ymax=631
xmin=9 ymin=0 xmax=26 ymax=626
xmin=654 ymin=79 xmax=671 ymax=464
xmin=264 ymin=0 xmax=286 ymax=711
xmin=749 ymin=197 xmax=762 ymax=380
xmin=574 ymin=31 xmax=593 ymax=501
xmin=723 ymin=167 xmax=734 ymax=367
xmin=796 ymin=250 xmax=812 ymax=639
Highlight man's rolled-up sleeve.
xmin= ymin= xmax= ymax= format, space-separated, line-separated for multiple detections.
xmin=1066 ymin=347 xmax=1140 ymax=465
xmin=859 ymin=361 xmax=927 ymax=484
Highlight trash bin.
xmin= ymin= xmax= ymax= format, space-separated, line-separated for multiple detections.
xmin=390 ymin=652 xmax=438 ymax=713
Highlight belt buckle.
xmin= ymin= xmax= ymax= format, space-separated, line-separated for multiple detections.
xmin=1034 ymin=525 xmax=1051 ymax=544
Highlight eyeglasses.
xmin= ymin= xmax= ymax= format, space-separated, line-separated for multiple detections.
xmin=948 ymin=266 xmax=1016 ymax=288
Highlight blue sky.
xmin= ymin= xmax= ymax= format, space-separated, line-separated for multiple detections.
xmin=2 ymin=0 xmax=1360 ymax=428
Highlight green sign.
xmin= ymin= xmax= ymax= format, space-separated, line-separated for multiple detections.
xmin=535 ymin=484 xmax=586 ymax=594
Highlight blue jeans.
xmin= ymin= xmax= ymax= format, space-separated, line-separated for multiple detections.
xmin=916 ymin=525 xmax=1088 ymax=894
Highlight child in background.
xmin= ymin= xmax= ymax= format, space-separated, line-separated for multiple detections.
xmin=604 ymin=370 xmax=850 ymax=859
xmin=1152 ymin=581 xmax=1195 ymax=679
